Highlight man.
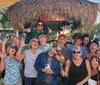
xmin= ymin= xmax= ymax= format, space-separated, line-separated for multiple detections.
xmin=34 ymin=46 xmax=61 ymax=85
xmin=23 ymin=21 xmax=52 ymax=44
xmin=38 ymin=35 xmax=52 ymax=52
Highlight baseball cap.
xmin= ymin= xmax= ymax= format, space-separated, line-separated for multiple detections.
xmin=59 ymin=34 xmax=66 ymax=40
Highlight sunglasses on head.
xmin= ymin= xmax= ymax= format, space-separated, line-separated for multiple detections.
xmin=32 ymin=40 xmax=38 ymax=43
xmin=73 ymin=51 xmax=81 ymax=54
xmin=37 ymin=24 xmax=43 ymax=26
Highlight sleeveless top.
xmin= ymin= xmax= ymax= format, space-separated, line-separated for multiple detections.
xmin=68 ymin=59 xmax=88 ymax=85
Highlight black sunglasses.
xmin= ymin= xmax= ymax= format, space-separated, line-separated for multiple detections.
xmin=37 ymin=24 xmax=43 ymax=26
xmin=10 ymin=45 xmax=18 ymax=50
xmin=73 ymin=51 xmax=81 ymax=54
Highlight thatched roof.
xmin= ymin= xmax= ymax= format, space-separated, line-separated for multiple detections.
xmin=7 ymin=0 xmax=99 ymax=30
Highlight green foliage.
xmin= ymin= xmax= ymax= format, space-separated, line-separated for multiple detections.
xmin=90 ymin=23 xmax=100 ymax=38
xmin=0 ymin=7 xmax=10 ymax=29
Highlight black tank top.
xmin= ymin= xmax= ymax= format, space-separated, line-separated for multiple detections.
xmin=68 ymin=59 xmax=88 ymax=85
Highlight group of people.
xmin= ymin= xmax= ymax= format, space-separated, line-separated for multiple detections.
xmin=0 ymin=21 xmax=100 ymax=85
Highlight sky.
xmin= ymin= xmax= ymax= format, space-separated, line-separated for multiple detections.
xmin=0 ymin=0 xmax=100 ymax=24
xmin=0 ymin=0 xmax=20 ymax=6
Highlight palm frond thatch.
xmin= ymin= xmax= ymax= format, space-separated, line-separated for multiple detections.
xmin=7 ymin=0 xmax=99 ymax=30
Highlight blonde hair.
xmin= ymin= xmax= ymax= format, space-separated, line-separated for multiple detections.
xmin=29 ymin=38 xmax=38 ymax=48
xmin=72 ymin=45 xmax=81 ymax=51
xmin=7 ymin=44 xmax=18 ymax=56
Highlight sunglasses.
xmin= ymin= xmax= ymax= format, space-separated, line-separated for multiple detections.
xmin=37 ymin=24 xmax=43 ymax=26
xmin=32 ymin=40 xmax=38 ymax=43
xmin=73 ymin=51 xmax=81 ymax=54
xmin=10 ymin=45 xmax=18 ymax=50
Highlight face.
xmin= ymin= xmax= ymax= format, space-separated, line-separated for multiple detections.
xmin=96 ymin=50 xmax=100 ymax=58
xmin=75 ymin=39 xmax=82 ymax=46
xmin=9 ymin=46 xmax=17 ymax=56
xmin=58 ymin=37 xmax=66 ymax=48
xmin=30 ymin=39 xmax=38 ymax=49
xmin=83 ymin=37 xmax=89 ymax=45
xmin=89 ymin=42 xmax=98 ymax=53
xmin=39 ymin=37 xmax=46 ymax=46
xmin=50 ymin=47 xmax=57 ymax=55
xmin=12 ymin=37 xmax=20 ymax=46
xmin=36 ymin=22 xmax=43 ymax=31
xmin=73 ymin=49 xmax=81 ymax=59
xmin=91 ymin=58 xmax=99 ymax=69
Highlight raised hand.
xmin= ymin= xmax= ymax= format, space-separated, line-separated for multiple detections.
xmin=2 ymin=38 xmax=8 ymax=45
xmin=20 ymin=38 xmax=25 ymax=47
xmin=0 ymin=53 xmax=6 ymax=59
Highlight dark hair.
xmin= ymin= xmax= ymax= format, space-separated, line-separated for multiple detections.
xmin=83 ymin=34 xmax=89 ymax=38
xmin=72 ymin=33 xmax=83 ymax=40
xmin=35 ymin=20 xmax=44 ymax=27
xmin=82 ymin=33 xmax=91 ymax=46
xmin=91 ymin=39 xmax=99 ymax=46
xmin=90 ymin=55 xmax=100 ymax=64
xmin=24 ymin=23 xmax=31 ymax=29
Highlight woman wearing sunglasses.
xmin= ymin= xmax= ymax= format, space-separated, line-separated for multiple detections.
xmin=88 ymin=56 xmax=100 ymax=85
xmin=16 ymin=38 xmax=42 ymax=85
xmin=65 ymin=45 xmax=91 ymax=85
xmin=1 ymin=41 xmax=22 ymax=85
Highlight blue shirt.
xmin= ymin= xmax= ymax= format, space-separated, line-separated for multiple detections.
xmin=4 ymin=56 xmax=22 ymax=84
xmin=34 ymin=52 xmax=61 ymax=85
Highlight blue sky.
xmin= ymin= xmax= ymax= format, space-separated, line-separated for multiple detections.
xmin=89 ymin=0 xmax=100 ymax=3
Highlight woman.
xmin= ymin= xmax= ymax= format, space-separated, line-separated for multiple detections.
xmin=16 ymin=38 xmax=42 ymax=85
xmin=88 ymin=56 xmax=100 ymax=85
xmin=84 ymin=39 xmax=99 ymax=60
xmin=96 ymin=48 xmax=100 ymax=59
xmin=65 ymin=45 xmax=91 ymax=85
xmin=1 ymin=44 xmax=22 ymax=85
xmin=82 ymin=34 xmax=90 ymax=47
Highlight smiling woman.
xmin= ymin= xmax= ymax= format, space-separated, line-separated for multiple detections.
xmin=0 ymin=0 xmax=20 ymax=6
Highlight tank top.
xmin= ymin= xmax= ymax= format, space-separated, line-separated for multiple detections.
xmin=68 ymin=59 xmax=88 ymax=85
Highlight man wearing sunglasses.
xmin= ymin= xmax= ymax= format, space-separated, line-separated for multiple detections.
xmin=23 ymin=21 xmax=52 ymax=44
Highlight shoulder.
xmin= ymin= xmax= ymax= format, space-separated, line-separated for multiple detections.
xmin=38 ymin=52 xmax=47 ymax=58
xmin=37 ymin=49 xmax=42 ymax=53
xmin=85 ymin=59 xmax=90 ymax=68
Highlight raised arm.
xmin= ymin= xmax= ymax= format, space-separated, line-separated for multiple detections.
xmin=0 ymin=53 xmax=6 ymax=72
xmin=16 ymin=39 xmax=25 ymax=61
xmin=2 ymin=38 xmax=8 ymax=54
xmin=76 ymin=60 xmax=91 ymax=85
